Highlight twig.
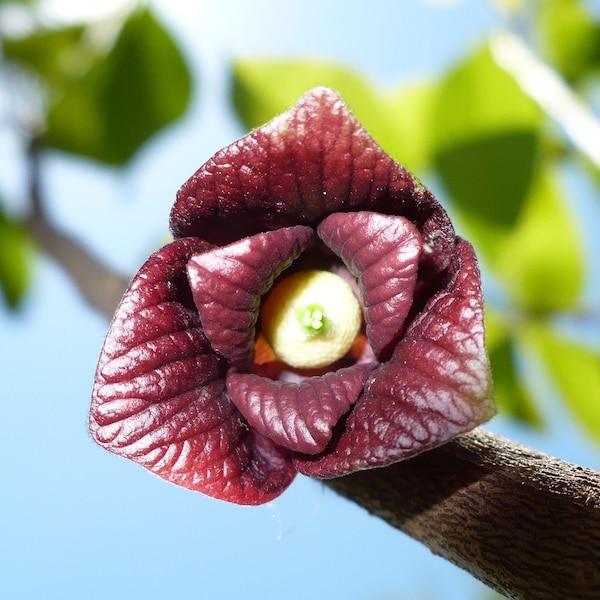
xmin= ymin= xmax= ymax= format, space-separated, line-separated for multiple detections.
xmin=26 ymin=139 xmax=130 ymax=317
xmin=326 ymin=428 xmax=600 ymax=599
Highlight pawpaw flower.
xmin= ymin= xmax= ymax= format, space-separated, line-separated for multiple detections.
xmin=89 ymin=87 xmax=496 ymax=505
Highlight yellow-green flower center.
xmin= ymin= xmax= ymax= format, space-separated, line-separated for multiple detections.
xmin=296 ymin=303 xmax=331 ymax=336
xmin=261 ymin=270 xmax=362 ymax=369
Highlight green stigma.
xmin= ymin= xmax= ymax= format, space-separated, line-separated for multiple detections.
xmin=295 ymin=303 xmax=332 ymax=337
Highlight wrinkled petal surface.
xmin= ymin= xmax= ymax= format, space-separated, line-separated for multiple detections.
xmin=90 ymin=238 xmax=296 ymax=505
xmin=227 ymin=363 xmax=376 ymax=454
xmin=187 ymin=225 xmax=314 ymax=369
xmin=318 ymin=211 xmax=422 ymax=359
xmin=171 ymin=87 xmax=454 ymax=275
xmin=294 ymin=239 xmax=496 ymax=478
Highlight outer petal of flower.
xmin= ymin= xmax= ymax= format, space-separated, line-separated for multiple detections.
xmin=170 ymin=87 xmax=454 ymax=274
xmin=226 ymin=363 xmax=376 ymax=454
xmin=318 ymin=211 xmax=422 ymax=359
xmin=294 ymin=239 xmax=496 ymax=478
xmin=187 ymin=225 xmax=314 ymax=369
xmin=89 ymin=238 xmax=296 ymax=505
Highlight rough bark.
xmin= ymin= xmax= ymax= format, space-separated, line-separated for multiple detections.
xmin=326 ymin=428 xmax=600 ymax=599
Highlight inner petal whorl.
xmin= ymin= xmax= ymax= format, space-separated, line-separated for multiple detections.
xmin=187 ymin=226 xmax=314 ymax=370
xmin=318 ymin=211 xmax=422 ymax=359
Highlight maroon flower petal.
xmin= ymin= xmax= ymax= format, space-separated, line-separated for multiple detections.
xmin=187 ymin=225 xmax=314 ymax=369
xmin=226 ymin=363 xmax=376 ymax=454
xmin=294 ymin=239 xmax=496 ymax=478
xmin=318 ymin=211 xmax=422 ymax=359
xmin=170 ymin=87 xmax=454 ymax=274
xmin=89 ymin=238 xmax=296 ymax=505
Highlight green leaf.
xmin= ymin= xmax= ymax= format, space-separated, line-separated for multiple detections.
xmin=378 ymin=82 xmax=437 ymax=172
xmin=433 ymin=43 xmax=542 ymax=148
xmin=44 ymin=7 xmax=192 ymax=165
xmin=433 ymin=43 xmax=542 ymax=230
xmin=537 ymin=0 xmax=600 ymax=83
xmin=2 ymin=23 xmax=91 ymax=97
xmin=232 ymin=59 xmax=379 ymax=130
xmin=483 ymin=306 xmax=511 ymax=350
xmin=0 ymin=0 xmax=37 ymax=6
xmin=0 ymin=206 xmax=33 ymax=309
xmin=436 ymin=130 xmax=539 ymax=227
xmin=489 ymin=337 xmax=544 ymax=427
xmin=485 ymin=308 xmax=543 ymax=426
xmin=523 ymin=321 xmax=600 ymax=444
xmin=495 ymin=167 xmax=584 ymax=312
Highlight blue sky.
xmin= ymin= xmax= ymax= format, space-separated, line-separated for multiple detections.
xmin=1 ymin=1 xmax=599 ymax=599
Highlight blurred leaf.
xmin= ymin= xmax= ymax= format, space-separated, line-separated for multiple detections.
xmin=490 ymin=338 xmax=544 ymax=426
xmin=0 ymin=0 xmax=37 ymax=5
xmin=495 ymin=167 xmax=584 ymax=312
xmin=433 ymin=43 xmax=542 ymax=149
xmin=485 ymin=308 xmax=543 ymax=426
xmin=44 ymin=7 xmax=192 ymax=165
xmin=579 ymin=152 xmax=600 ymax=198
xmin=523 ymin=321 xmax=600 ymax=444
xmin=2 ymin=23 xmax=91 ymax=97
xmin=450 ymin=208 xmax=516 ymax=266
xmin=484 ymin=306 xmax=511 ymax=350
xmin=437 ymin=130 xmax=539 ymax=226
xmin=231 ymin=59 xmax=436 ymax=171
xmin=537 ymin=0 xmax=600 ymax=83
xmin=0 ymin=205 xmax=32 ymax=308
xmin=232 ymin=59 xmax=379 ymax=130
xmin=379 ymin=82 xmax=437 ymax=171
xmin=433 ymin=43 xmax=542 ymax=230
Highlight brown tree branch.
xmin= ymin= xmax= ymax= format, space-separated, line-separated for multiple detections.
xmin=28 ymin=222 xmax=129 ymax=319
xmin=326 ymin=428 xmax=600 ymax=599
xmin=28 ymin=211 xmax=130 ymax=316
xmin=26 ymin=139 xmax=130 ymax=317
